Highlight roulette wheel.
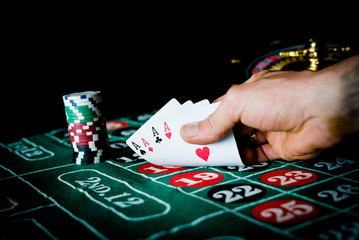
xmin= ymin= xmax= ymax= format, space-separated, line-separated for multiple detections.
xmin=246 ymin=38 xmax=353 ymax=77
xmin=230 ymin=36 xmax=358 ymax=81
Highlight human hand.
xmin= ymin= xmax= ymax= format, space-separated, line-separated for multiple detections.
xmin=181 ymin=55 xmax=359 ymax=163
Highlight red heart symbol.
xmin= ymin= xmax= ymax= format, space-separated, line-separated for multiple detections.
xmin=196 ymin=147 xmax=210 ymax=161
xmin=165 ymin=132 xmax=172 ymax=139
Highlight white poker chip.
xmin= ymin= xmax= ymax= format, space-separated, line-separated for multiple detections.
xmin=63 ymin=91 xmax=101 ymax=101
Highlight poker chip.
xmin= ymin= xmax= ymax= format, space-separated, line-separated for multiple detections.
xmin=63 ymin=91 xmax=109 ymax=164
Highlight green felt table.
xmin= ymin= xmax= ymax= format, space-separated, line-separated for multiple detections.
xmin=1 ymin=111 xmax=359 ymax=239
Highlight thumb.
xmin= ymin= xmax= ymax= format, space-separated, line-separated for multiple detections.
xmin=180 ymin=99 xmax=238 ymax=145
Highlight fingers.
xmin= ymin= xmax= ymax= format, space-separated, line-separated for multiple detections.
xmin=236 ymin=129 xmax=274 ymax=164
xmin=261 ymin=143 xmax=280 ymax=160
xmin=239 ymin=145 xmax=270 ymax=164
xmin=180 ymin=70 xmax=300 ymax=164
xmin=181 ymin=89 xmax=241 ymax=145
xmin=181 ymin=79 xmax=265 ymax=145
xmin=247 ymin=130 xmax=281 ymax=161
xmin=180 ymin=107 xmax=236 ymax=145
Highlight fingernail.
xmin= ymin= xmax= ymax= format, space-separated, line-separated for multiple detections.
xmin=181 ymin=122 xmax=199 ymax=138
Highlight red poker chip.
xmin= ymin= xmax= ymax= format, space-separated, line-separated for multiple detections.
xmin=69 ymin=135 xmax=99 ymax=143
xmin=68 ymin=124 xmax=105 ymax=132
xmin=69 ymin=138 xmax=99 ymax=144
xmin=72 ymin=142 xmax=105 ymax=147
xmin=68 ymin=130 xmax=106 ymax=138
xmin=67 ymin=122 xmax=94 ymax=127
xmin=68 ymin=128 xmax=103 ymax=136
xmin=68 ymin=124 xmax=103 ymax=130
xmin=71 ymin=140 xmax=100 ymax=146
xmin=68 ymin=127 xmax=106 ymax=137
xmin=67 ymin=120 xmax=104 ymax=128
xmin=69 ymin=131 xmax=98 ymax=137
xmin=69 ymin=133 xmax=108 ymax=143
xmin=69 ymin=133 xmax=99 ymax=139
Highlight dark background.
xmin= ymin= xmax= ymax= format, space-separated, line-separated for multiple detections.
xmin=2 ymin=5 xmax=358 ymax=141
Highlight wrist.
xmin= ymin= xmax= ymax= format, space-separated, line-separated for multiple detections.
xmin=320 ymin=55 xmax=359 ymax=139
xmin=339 ymin=55 xmax=359 ymax=132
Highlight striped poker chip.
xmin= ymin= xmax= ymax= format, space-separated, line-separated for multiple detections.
xmin=66 ymin=117 xmax=101 ymax=124
xmin=63 ymin=91 xmax=109 ymax=165
xmin=73 ymin=149 xmax=104 ymax=164
xmin=68 ymin=129 xmax=100 ymax=136
xmin=63 ymin=91 xmax=101 ymax=100
xmin=67 ymin=120 xmax=105 ymax=129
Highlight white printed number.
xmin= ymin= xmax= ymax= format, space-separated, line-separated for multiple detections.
xmin=267 ymin=170 xmax=313 ymax=186
xmin=75 ymin=177 xmax=144 ymax=208
xmin=212 ymin=185 xmax=263 ymax=203
xmin=174 ymin=172 xmax=219 ymax=186
xmin=318 ymin=184 xmax=359 ymax=202
xmin=105 ymin=193 xmax=144 ymax=208
xmin=261 ymin=200 xmax=314 ymax=223
xmin=319 ymin=221 xmax=359 ymax=240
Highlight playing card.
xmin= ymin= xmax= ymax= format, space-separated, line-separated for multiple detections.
xmin=156 ymin=99 xmax=210 ymax=146
xmin=158 ymin=101 xmax=243 ymax=167
xmin=126 ymin=98 xmax=182 ymax=165
xmin=126 ymin=98 xmax=243 ymax=167
xmin=151 ymin=99 xmax=210 ymax=163
xmin=126 ymin=99 xmax=197 ymax=165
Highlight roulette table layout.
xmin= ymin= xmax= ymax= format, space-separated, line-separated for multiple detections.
xmin=1 ymin=111 xmax=359 ymax=239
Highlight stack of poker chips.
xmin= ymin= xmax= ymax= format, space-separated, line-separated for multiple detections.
xmin=62 ymin=91 xmax=109 ymax=164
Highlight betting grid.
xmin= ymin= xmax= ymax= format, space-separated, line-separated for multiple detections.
xmin=1 ymin=111 xmax=359 ymax=239
xmin=106 ymin=149 xmax=359 ymax=239
xmin=109 ymin=113 xmax=359 ymax=238
xmin=48 ymin=112 xmax=359 ymax=239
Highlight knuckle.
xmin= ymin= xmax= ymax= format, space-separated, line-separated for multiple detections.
xmin=223 ymin=85 xmax=242 ymax=122
xmin=249 ymin=70 xmax=270 ymax=81
xmin=225 ymin=85 xmax=240 ymax=106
